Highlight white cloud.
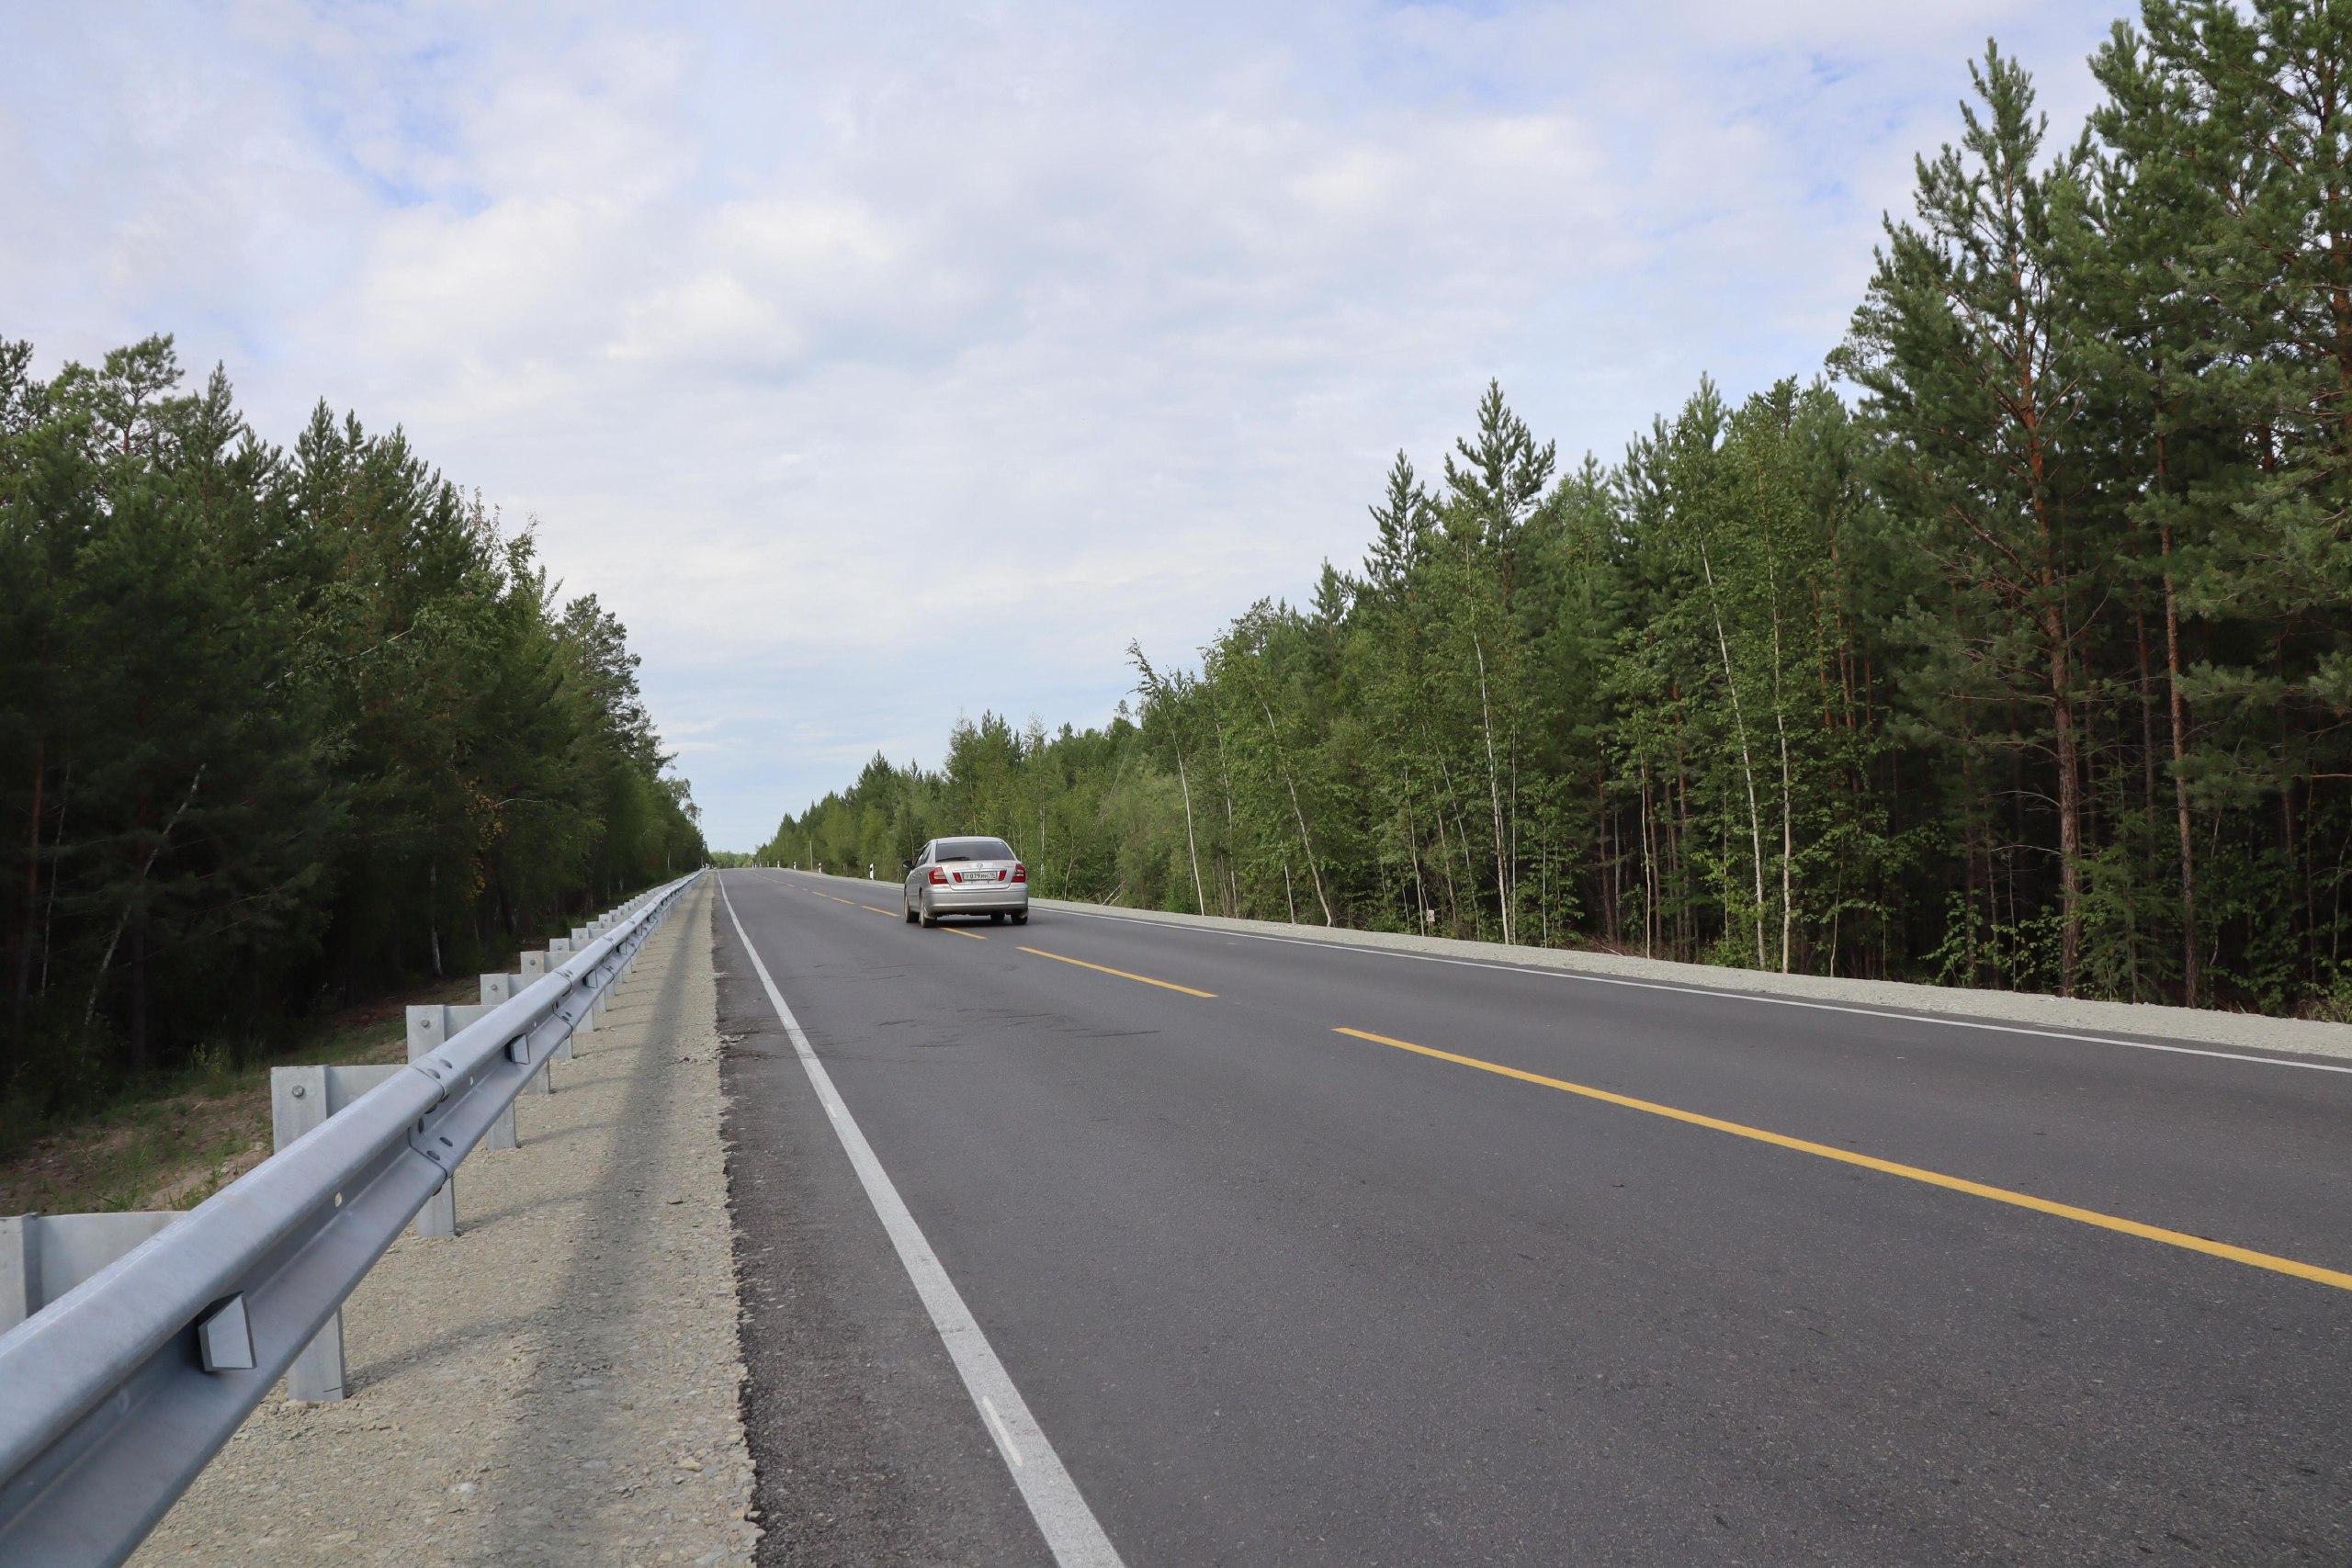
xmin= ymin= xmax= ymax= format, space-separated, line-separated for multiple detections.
xmin=0 ymin=0 xmax=2130 ymax=848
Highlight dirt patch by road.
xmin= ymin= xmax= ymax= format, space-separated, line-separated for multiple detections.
xmin=0 ymin=979 xmax=499 ymax=1217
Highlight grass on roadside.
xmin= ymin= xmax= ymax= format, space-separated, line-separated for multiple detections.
xmin=0 ymin=976 xmax=485 ymax=1218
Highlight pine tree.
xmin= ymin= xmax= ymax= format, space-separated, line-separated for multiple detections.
xmin=1838 ymin=46 xmax=2106 ymax=994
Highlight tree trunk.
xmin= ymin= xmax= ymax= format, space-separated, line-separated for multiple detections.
xmin=38 ymin=761 xmax=68 ymax=1000
xmin=2134 ymin=602 xmax=2158 ymax=816
xmin=1675 ymin=747 xmax=1694 ymax=958
xmin=128 ymin=924 xmax=149 ymax=1075
xmin=14 ymin=734 xmax=41 ymax=1036
xmin=1470 ymin=633 xmax=1513 ymax=944
xmin=1209 ymin=708 xmax=1239 ymax=917
xmin=2042 ymin=596 xmax=2083 ymax=997
xmin=1403 ymin=778 xmax=1429 ymax=929
xmin=1698 ymin=541 xmax=1770 ymax=966
xmin=1175 ymin=748 xmax=1206 ymax=917
xmin=1256 ymin=694 xmax=1333 ymax=926
xmin=1770 ymin=570 xmax=1795 ymax=974
xmin=1427 ymin=770 xmax=1464 ymax=933
xmin=1600 ymin=773 xmax=1617 ymax=946
xmin=2161 ymin=531 xmax=2199 ymax=1007
xmin=1640 ymin=766 xmax=1658 ymax=960
xmin=1420 ymin=719 xmax=1479 ymax=932
xmin=1539 ymin=843 xmax=1548 ymax=946
xmin=83 ymin=764 xmax=204 ymax=1038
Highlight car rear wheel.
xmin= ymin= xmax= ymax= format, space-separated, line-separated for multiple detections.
xmin=904 ymin=897 xmax=918 ymax=924
xmin=920 ymin=898 xmax=939 ymax=928
xmin=1011 ymin=911 xmax=1028 ymax=925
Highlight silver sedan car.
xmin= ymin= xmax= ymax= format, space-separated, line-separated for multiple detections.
xmin=903 ymin=836 xmax=1030 ymax=926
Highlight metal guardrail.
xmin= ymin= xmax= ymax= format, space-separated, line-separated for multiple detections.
xmin=0 ymin=869 xmax=705 ymax=1567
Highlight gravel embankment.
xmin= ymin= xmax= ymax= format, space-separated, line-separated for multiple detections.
xmin=132 ymin=880 xmax=759 ymax=1568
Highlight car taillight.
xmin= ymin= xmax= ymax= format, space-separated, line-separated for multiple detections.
xmin=928 ymin=867 xmax=948 ymax=885
xmin=1012 ymin=863 xmax=1027 ymax=883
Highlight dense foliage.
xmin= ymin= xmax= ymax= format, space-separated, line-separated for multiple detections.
xmin=1 ymin=337 xmax=704 ymax=1112
xmin=765 ymin=9 xmax=2352 ymax=1017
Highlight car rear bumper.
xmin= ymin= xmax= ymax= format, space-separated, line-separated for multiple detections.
xmin=925 ymin=885 xmax=1029 ymax=913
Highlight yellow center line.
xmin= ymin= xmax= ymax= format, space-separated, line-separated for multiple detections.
xmin=945 ymin=926 xmax=988 ymax=940
xmin=860 ymin=905 xmax=895 ymax=918
xmin=1019 ymin=947 xmax=1215 ymax=998
xmin=1333 ymin=1026 xmax=2352 ymax=1295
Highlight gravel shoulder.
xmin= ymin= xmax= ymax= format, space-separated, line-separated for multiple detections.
xmin=132 ymin=879 xmax=759 ymax=1568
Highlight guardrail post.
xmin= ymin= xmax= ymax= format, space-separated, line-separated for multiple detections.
xmin=524 ymin=949 xmax=574 ymax=1061
xmin=1 ymin=1212 xmax=181 ymax=1336
xmin=478 ymin=973 xmax=534 ymax=1138
xmin=404 ymin=1007 xmax=459 ymax=1239
xmin=481 ymin=987 xmax=520 ymax=1146
xmin=577 ymin=929 xmax=604 ymax=1029
xmin=270 ymin=1066 xmax=348 ymax=1401
xmin=570 ymin=936 xmax=603 ymax=1037
xmin=544 ymin=942 xmax=584 ymax=1052
xmin=263 ymin=1061 xmax=405 ymax=1400
xmin=0 ymin=1215 xmax=35 ymax=1334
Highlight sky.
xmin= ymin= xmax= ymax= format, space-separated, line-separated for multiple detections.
xmin=0 ymin=0 xmax=2132 ymax=852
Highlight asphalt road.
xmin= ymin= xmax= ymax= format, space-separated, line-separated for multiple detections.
xmin=713 ymin=868 xmax=2352 ymax=1567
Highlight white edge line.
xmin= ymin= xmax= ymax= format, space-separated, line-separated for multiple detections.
xmin=719 ymin=874 xmax=1124 ymax=1568
xmin=1033 ymin=901 xmax=2352 ymax=1077
xmin=982 ymin=1394 xmax=1026 ymax=1468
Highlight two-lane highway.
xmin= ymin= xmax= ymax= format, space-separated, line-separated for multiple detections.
xmin=714 ymin=868 xmax=2352 ymax=1565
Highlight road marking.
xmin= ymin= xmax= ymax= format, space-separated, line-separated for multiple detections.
xmin=981 ymin=1395 xmax=1025 ymax=1468
xmin=719 ymin=876 xmax=1125 ymax=1567
xmin=1018 ymin=947 xmax=1216 ymax=998
xmin=944 ymin=925 xmax=988 ymax=940
xmin=1042 ymin=906 xmax=2352 ymax=1077
xmin=782 ymin=880 xmax=908 ymax=922
xmin=1335 ymin=1026 xmax=2352 ymax=1294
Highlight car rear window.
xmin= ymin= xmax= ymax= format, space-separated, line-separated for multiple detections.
xmin=935 ymin=837 xmax=1015 ymax=863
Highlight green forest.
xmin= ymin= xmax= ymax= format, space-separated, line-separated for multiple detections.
xmin=2 ymin=335 xmax=705 ymax=1117
xmin=764 ymin=9 xmax=2352 ymax=1020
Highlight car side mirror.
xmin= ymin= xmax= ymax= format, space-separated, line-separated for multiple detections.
xmin=900 ymin=860 xmax=914 ymax=872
